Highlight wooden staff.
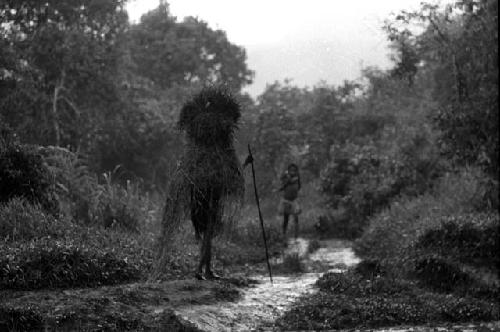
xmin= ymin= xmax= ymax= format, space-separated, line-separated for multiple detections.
xmin=244 ymin=144 xmax=273 ymax=284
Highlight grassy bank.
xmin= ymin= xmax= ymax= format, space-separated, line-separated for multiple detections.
xmin=278 ymin=167 xmax=499 ymax=330
xmin=277 ymin=268 xmax=499 ymax=330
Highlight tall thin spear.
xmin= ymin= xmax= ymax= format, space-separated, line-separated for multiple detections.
xmin=244 ymin=144 xmax=273 ymax=284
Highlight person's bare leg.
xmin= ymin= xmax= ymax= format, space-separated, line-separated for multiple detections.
xmin=283 ymin=213 xmax=289 ymax=236
xmin=283 ymin=213 xmax=290 ymax=246
xmin=204 ymin=222 xmax=220 ymax=279
xmin=196 ymin=235 xmax=207 ymax=280
xmin=205 ymin=239 xmax=220 ymax=279
xmin=293 ymin=214 xmax=299 ymax=239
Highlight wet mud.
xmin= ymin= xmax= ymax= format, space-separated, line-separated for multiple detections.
xmin=174 ymin=238 xmax=360 ymax=331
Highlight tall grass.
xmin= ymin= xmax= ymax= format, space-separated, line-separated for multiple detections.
xmin=0 ymin=198 xmax=64 ymax=242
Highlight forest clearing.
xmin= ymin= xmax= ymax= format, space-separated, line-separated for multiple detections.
xmin=0 ymin=0 xmax=498 ymax=331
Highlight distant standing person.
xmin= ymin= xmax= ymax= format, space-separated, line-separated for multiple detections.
xmin=278 ymin=163 xmax=301 ymax=240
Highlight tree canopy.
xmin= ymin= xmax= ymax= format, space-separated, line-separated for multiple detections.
xmin=128 ymin=3 xmax=253 ymax=91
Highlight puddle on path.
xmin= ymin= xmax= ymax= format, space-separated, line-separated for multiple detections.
xmin=174 ymin=238 xmax=359 ymax=332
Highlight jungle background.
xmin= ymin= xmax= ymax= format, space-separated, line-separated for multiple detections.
xmin=0 ymin=0 xmax=498 ymax=330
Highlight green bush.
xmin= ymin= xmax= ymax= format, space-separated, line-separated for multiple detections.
xmin=0 ymin=142 xmax=58 ymax=213
xmin=413 ymin=256 xmax=472 ymax=292
xmin=0 ymin=217 xmax=158 ymax=290
xmin=278 ymin=269 xmax=499 ymax=331
xmin=354 ymin=259 xmax=386 ymax=279
xmin=315 ymin=212 xmax=363 ymax=239
xmin=408 ymin=217 xmax=499 ymax=298
xmin=99 ymin=172 xmax=156 ymax=232
xmin=320 ymin=139 xmax=442 ymax=238
xmin=39 ymin=146 xmax=159 ymax=232
xmin=415 ymin=218 xmax=499 ymax=269
xmin=354 ymin=168 xmax=495 ymax=266
xmin=0 ymin=306 xmax=43 ymax=331
xmin=0 ymin=236 xmax=141 ymax=290
xmin=353 ymin=168 xmax=499 ymax=302
xmin=38 ymin=146 xmax=102 ymax=224
xmin=316 ymin=271 xmax=414 ymax=297
xmin=0 ymin=198 xmax=65 ymax=242
xmin=320 ymin=145 xmax=398 ymax=234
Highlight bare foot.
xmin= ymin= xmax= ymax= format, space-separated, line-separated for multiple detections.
xmin=205 ymin=270 xmax=222 ymax=280
xmin=195 ymin=272 xmax=206 ymax=280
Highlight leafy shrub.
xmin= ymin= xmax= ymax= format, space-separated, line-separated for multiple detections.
xmin=0 ymin=237 xmax=141 ymax=290
xmin=432 ymin=1 xmax=499 ymax=179
xmin=0 ymin=197 xmax=65 ymax=242
xmin=39 ymin=146 xmax=159 ymax=232
xmin=353 ymin=169 xmax=499 ymax=301
xmin=320 ymin=139 xmax=442 ymax=238
xmin=0 ymin=142 xmax=58 ymax=213
xmin=278 ymin=269 xmax=499 ymax=331
xmin=415 ymin=218 xmax=499 ymax=269
xmin=0 ymin=217 xmax=159 ymax=290
xmin=354 ymin=259 xmax=386 ymax=279
xmin=316 ymin=271 xmax=414 ymax=297
xmin=413 ymin=256 xmax=472 ymax=292
xmin=0 ymin=306 xmax=43 ymax=331
xmin=99 ymin=172 xmax=155 ymax=232
xmin=38 ymin=146 xmax=102 ymax=224
xmin=315 ymin=212 xmax=363 ymax=239
xmin=354 ymin=168 xmax=496 ymax=266
xmin=407 ymin=216 xmax=499 ymax=298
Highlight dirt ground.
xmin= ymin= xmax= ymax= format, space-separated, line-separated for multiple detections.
xmin=0 ymin=276 xmax=251 ymax=331
xmin=1 ymin=239 xmax=498 ymax=332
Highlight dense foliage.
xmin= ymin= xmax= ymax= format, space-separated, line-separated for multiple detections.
xmin=0 ymin=142 xmax=58 ymax=213
xmin=0 ymin=198 xmax=61 ymax=242
xmin=0 ymin=0 xmax=252 ymax=189
xmin=0 ymin=238 xmax=141 ymax=290
xmin=354 ymin=170 xmax=498 ymax=267
xmin=278 ymin=270 xmax=499 ymax=330
xmin=128 ymin=4 xmax=253 ymax=92
xmin=415 ymin=218 xmax=499 ymax=269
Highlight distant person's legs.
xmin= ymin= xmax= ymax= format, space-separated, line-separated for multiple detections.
xmin=283 ymin=212 xmax=289 ymax=237
xmin=293 ymin=214 xmax=299 ymax=239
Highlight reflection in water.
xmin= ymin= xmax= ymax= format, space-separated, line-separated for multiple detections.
xmin=174 ymin=238 xmax=359 ymax=331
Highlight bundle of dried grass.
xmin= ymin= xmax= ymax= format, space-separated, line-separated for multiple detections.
xmin=153 ymin=86 xmax=244 ymax=279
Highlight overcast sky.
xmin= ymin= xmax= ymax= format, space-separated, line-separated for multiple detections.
xmin=126 ymin=0 xmax=449 ymax=97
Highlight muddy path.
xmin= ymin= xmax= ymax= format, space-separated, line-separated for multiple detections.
xmin=170 ymin=239 xmax=500 ymax=332
xmin=173 ymin=238 xmax=360 ymax=331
